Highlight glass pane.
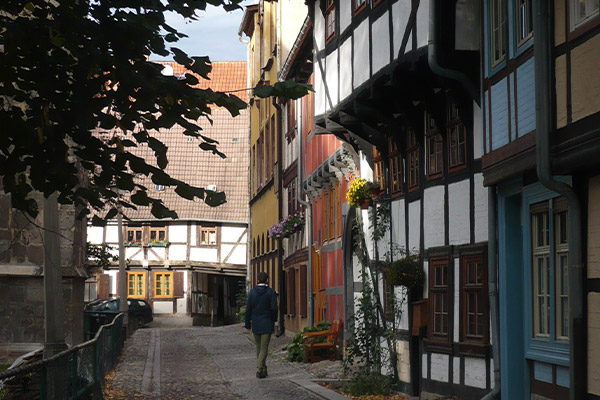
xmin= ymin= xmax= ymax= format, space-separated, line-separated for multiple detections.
xmin=135 ymin=231 xmax=142 ymax=241
xmin=127 ymin=231 xmax=134 ymax=242
xmin=562 ymin=297 xmax=569 ymax=337
xmin=150 ymin=231 xmax=157 ymax=240
xmin=159 ymin=231 xmax=166 ymax=241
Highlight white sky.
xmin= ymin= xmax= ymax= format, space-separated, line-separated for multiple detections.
xmin=158 ymin=2 xmax=254 ymax=61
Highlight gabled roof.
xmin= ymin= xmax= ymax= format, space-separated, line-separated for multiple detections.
xmin=239 ymin=4 xmax=259 ymax=38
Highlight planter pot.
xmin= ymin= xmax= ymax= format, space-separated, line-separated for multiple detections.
xmin=359 ymin=198 xmax=371 ymax=209
xmin=369 ymin=188 xmax=382 ymax=199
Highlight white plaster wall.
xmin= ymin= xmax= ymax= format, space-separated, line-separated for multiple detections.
xmin=126 ymin=248 xmax=144 ymax=260
xmin=397 ymin=340 xmax=411 ymax=383
xmin=153 ymin=301 xmax=172 ymax=314
xmin=453 ymin=356 xmax=461 ymax=384
xmin=169 ymin=224 xmax=187 ymax=243
xmin=325 ymin=50 xmax=339 ymax=111
xmin=430 ymin=353 xmax=449 ymax=382
xmin=151 ymin=247 xmax=166 ymax=261
xmin=340 ymin=38 xmax=353 ymax=101
xmin=221 ymin=244 xmax=246 ymax=265
xmin=190 ymin=247 xmax=218 ymax=262
xmin=221 ymin=226 xmax=246 ymax=242
xmin=315 ymin=59 xmax=326 ymax=116
xmin=422 ymin=353 xmax=428 ymax=379
xmin=314 ymin=2 xmax=325 ymax=51
xmin=107 ymin=270 xmax=118 ymax=295
xmin=88 ymin=226 xmax=104 ymax=244
xmin=371 ymin=12 xmax=391 ymax=74
xmin=473 ymin=100 xmax=483 ymax=159
xmin=448 ymin=180 xmax=470 ymax=245
xmin=176 ymin=297 xmax=187 ymax=314
xmin=190 ymin=225 xmax=197 ymax=246
xmin=391 ymin=198 xmax=406 ymax=250
xmin=408 ymin=200 xmax=420 ymax=252
xmin=473 ymin=173 xmax=488 ymax=243
xmin=423 ymin=186 xmax=445 ymax=248
xmin=392 ymin=0 xmax=412 ymax=57
xmin=105 ymin=225 xmax=119 ymax=243
xmin=108 ymin=247 xmax=119 ymax=258
xmin=454 ymin=257 xmax=460 ymax=342
xmin=464 ymin=357 xmax=487 ymax=388
xmin=339 ymin=0 xmax=352 ymax=33
xmin=353 ymin=20 xmax=370 ymax=89
xmin=169 ymin=245 xmax=187 ymax=261
xmin=416 ymin=0 xmax=430 ymax=49
xmin=279 ymin=0 xmax=308 ymax=64
xmin=147 ymin=249 xmax=159 ymax=261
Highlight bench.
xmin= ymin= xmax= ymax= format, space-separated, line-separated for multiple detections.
xmin=303 ymin=320 xmax=342 ymax=363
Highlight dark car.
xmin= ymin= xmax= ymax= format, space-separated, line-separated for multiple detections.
xmin=85 ymin=298 xmax=153 ymax=329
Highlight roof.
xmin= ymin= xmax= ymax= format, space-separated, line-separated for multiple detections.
xmin=157 ymin=60 xmax=249 ymax=104
xmin=239 ymin=4 xmax=259 ymax=38
xmin=119 ymin=108 xmax=249 ymax=223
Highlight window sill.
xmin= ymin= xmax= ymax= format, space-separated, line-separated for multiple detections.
xmin=423 ymin=338 xmax=452 ymax=354
xmin=456 ymin=341 xmax=491 ymax=358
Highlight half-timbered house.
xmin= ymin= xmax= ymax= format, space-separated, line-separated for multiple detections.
xmin=87 ymin=61 xmax=249 ymax=326
xmin=307 ymin=0 xmax=489 ymax=398
xmin=480 ymin=0 xmax=600 ymax=398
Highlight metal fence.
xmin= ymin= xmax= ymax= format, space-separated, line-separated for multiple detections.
xmin=0 ymin=313 xmax=125 ymax=400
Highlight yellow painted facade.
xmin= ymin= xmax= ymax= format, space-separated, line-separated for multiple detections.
xmin=570 ymin=34 xmax=600 ymax=122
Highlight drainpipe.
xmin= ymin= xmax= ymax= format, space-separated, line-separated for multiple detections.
xmin=481 ymin=186 xmax=500 ymax=400
xmin=428 ymin=0 xmax=480 ymax=105
xmin=296 ymin=99 xmax=314 ymax=327
xmin=273 ymin=97 xmax=286 ymax=336
xmin=533 ymin=1 xmax=584 ymax=399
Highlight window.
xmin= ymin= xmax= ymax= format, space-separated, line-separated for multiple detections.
xmin=389 ymin=139 xmax=403 ymax=194
xmin=429 ymin=257 xmax=451 ymax=342
xmin=373 ymin=146 xmax=386 ymax=189
xmin=425 ymin=113 xmax=443 ymax=178
xmin=326 ymin=0 xmax=336 ymax=41
xmin=571 ymin=0 xmax=600 ymax=30
xmin=516 ymin=0 xmax=533 ymax=46
xmin=128 ymin=272 xmax=146 ymax=298
xmin=271 ymin=115 xmax=276 ymax=179
xmin=155 ymin=184 xmax=165 ymax=192
xmin=447 ymin=103 xmax=466 ymax=170
xmin=84 ymin=277 xmax=98 ymax=302
xmin=353 ymin=0 xmax=367 ymax=14
xmin=149 ymin=226 xmax=167 ymax=243
xmin=407 ymin=128 xmax=419 ymax=190
xmin=286 ymin=100 xmax=296 ymax=141
xmin=491 ymin=0 xmax=507 ymax=67
xmin=199 ymin=227 xmax=217 ymax=245
xmin=460 ymin=254 xmax=488 ymax=342
xmin=154 ymin=272 xmax=173 ymax=298
xmin=126 ymin=226 xmax=143 ymax=245
xmin=530 ymin=198 xmax=569 ymax=341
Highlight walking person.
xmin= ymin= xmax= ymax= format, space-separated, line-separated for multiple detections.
xmin=245 ymin=272 xmax=278 ymax=379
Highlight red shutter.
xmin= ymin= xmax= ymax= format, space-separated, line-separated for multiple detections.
xmin=174 ymin=271 xmax=184 ymax=297
xmin=300 ymin=265 xmax=307 ymax=316
xmin=98 ymin=274 xmax=110 ymax=299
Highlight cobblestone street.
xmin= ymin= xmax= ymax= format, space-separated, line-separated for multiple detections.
xmin=104 ymin=316 xmax=342 ymax=400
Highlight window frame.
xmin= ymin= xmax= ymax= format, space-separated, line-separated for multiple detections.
xmin=325 ymin=0 xmax=336 ymax=42
xmin=126 ymin=226 xmax=144 ymax=245
xmin=523 ymin=183 xmax=570 ymax=366
xmin=447 ymin=103 xmax=467 ymax=172
xmin=407 ymin=128 xmax=419 ymax=191
xmin=198 ymin=226 xmax=218 ymax=246
xmin=154 ymin=272 xmax=173 ymax=298
xmin=128 ymin=272 xmax=146 ymax=299
xmin=373 ymin=146 xmax=386 ymax=190
xmin=425 ymin=113 xmax=444 ymax=179
xmin=459 ymin=252 xmax=489 ymax=344
xmin=149 ymin=226 xmax=167 ymax=243
xmin=490 ymin=0 xmax=508 ymax=69
xmin=570 ymin=0 xmax=600 ymax=31
xmin=388 ymin=138 xmax=403 ymax=195
xmin=516 ymin=0 xmax=534 ymax=47
xmin=428 ymin=256 xmax=452 ymax=345
xmin=353 ymin=0 xmax=367 ymax=15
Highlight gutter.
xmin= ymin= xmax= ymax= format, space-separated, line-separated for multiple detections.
xmin=427 ymin=0 xmax=480 ymax=105
xmin=273 ymin=97 xmax=286 ymax=336
xmin=533 ymin=2 xmax=585 ymax=398
xmin=481 ymin=187 xmax=500 ymax=400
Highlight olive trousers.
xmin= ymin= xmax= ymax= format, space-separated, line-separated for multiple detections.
xmin=253 ymin=333 xmax=272 ymax=373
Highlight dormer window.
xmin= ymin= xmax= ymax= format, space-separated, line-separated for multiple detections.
xmin=156 ymin=184 xmax=165 ymax=192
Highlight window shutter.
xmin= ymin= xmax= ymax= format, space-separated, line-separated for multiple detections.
xmin=98 ymin=274 xmax=110 ymax=299
xmin=300 ymin=265 xmax=307 ymax=316
xmin=174 ymin=271 xmax=184 ymax=297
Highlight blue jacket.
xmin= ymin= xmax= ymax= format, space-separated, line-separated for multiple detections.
xmin=245 ymin=284 xmax=278 ymax=335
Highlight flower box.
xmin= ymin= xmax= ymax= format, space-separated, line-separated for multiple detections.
xmin=148 ymin=241 xmax=170 ymax=247
xmin=268 ymin=213 xmax=305 ymax=240
xmin=124 ymin=241 xmax=142 ymax=247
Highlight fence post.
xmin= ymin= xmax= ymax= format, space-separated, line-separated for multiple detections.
xmin=72 ymin=352 xmax=78 ymax=398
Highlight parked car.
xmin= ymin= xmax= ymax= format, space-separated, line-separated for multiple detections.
xmin=85 ymin=298 xmax=153 ymax=329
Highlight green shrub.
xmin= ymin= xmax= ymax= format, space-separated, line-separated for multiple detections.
xmin=284 ymin=320 xmax=332 ymax=362
xmin=341 ymin=371 xmax=392 ymax=397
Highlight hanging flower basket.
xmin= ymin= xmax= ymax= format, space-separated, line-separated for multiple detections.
xmin=346 ymin=177 xmax=376 ymax=208
xmin=359 ymin=198 xmax=371 ymax=209
xmin=268 ymin=212 xmax=305 ymax=240
xmin=367 ymin=181 xmax=383 ymax=199
xmin=386 ymin=254 xmax=423 ymax=289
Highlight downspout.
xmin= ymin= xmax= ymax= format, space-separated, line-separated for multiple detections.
xmin=533 ymin=1 xmax=584 ymax=399
xmin=428 ymin=0 xmax=480 ymax=105
xmin=297 ymin=99 xmax=314 ymax=327
xmin=481 ymin=186 xmax=500 ymax=400
xmin=273 ymin=97 xmax=286 ymax=336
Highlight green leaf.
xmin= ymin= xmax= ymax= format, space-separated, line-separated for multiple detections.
xmin=204 ymin=190 xmax=226 ymax=207
xmin=131 ymin=191 xmax=151 ymax=206
xmin=151 ymin=201 xmax=178 ymax=219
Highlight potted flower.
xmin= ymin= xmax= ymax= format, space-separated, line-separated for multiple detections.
xmin=367 ymin=181 xmax=383 ymax=198
xmin=386 ymin=253 xmax=423 ymax=289
xmin=346 ymin=177 xmax=374 ymax=209
xmin=268 ymin=212 xmax=305 ymax=240
xmin=124 ymin=240 xmax=142 ymax=247
xmin=148 ymin=239 xmax=170 ymax=247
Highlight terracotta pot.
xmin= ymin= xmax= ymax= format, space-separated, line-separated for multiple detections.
xmin=359 ymin=198 xmax=371 ymax=209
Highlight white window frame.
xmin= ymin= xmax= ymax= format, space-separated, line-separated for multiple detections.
xmin=516 ymin=0 xmax=533 ymax=47
xmin=570 ymin=0 xmax=600 ymax=30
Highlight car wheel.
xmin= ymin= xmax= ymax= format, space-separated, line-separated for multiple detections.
xmin=136 ymin=316 xmax=145 ymax=329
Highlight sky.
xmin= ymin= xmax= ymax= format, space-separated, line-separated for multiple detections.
xmin=159 ymin=2 xmax=254 ymax=62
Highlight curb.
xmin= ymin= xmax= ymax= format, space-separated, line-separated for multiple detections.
xmin=290 ymin=379 xmax=351 ymax=400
